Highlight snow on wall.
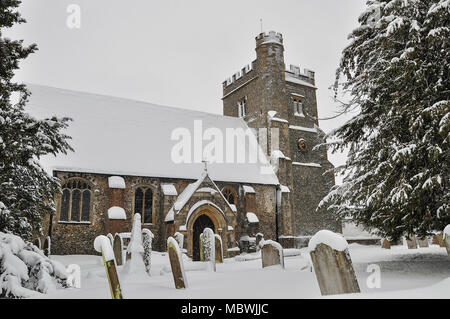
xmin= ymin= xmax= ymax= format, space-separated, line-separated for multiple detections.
xmin=242 ymin=185 xmax=256 ymax=194
xmin=107 ymin=206 xmax=126 ymax=220
xmin=308 ymin=230 xmax=349 ymax=252
xmin=246 ymin=212 xmax=259 ymax=223
xmin=161 ymin=183 xmax=178 ymax=196
xmin=108 ymin=176 xmax=125 ymax=189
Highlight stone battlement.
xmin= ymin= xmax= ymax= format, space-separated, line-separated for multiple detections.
xmin=287 ymin=64 xmax=315 ymax=80
xmin=223 ymin=63 xmax=254 ymax=87
xmin=255 ymin=31 xmax=283 ymax=47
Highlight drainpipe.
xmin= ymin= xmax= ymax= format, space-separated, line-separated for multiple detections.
xmin=275 ymin=185 xmax=282 ymax=242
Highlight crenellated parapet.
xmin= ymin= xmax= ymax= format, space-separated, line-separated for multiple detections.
xmin=223 ymin=62 xmax=254 ymax=88
xmin=255 ymin=31 xmax=283 ymax=47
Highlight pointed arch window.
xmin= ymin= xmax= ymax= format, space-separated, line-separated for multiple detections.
xmin=134 ymin=187 xmax=154 ymax=224
xmin=59 ymin=179 xmax=92 ymax=223
xmin=222 ymin=186 xmax=237 ymax=206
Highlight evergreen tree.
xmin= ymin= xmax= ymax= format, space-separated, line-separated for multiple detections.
xmin=0 ymin=0 xmax=72 ymax=238
xmin=320 ymin=0 xmax=449 ymax=240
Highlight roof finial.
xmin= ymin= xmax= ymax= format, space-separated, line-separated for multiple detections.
xmin=202 ymin=158 xmax=209 ymax=173
xmin=260 ymin=18 xmax=263 ymax=33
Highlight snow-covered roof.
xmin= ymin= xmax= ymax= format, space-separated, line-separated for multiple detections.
xmin=27 ymin=84 xmax=279 ymax=185
xmin=107 ymin=206 xmax=126 ymax=220
xmin=108 ymin=176 xmax=126 ymax=189
xmin=161 ymin=183 xmax=178 ymax=196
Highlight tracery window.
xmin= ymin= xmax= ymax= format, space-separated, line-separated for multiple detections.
xmin=222 ymin=186 xmax=237 ymax=206
xmin=134 ymin=187 xmax=154 ymax=224
xmin=60 ymin=179 xmax=92 ymax=222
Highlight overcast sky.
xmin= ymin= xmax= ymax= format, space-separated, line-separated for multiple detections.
xmin=8 ymin=0 xmax=366 ymax=176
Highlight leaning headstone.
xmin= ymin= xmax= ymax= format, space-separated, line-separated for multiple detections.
xmin=202 ymin=228 xmax=216 ymax=272
xmin=167 ymin=236 xmax=188 ymax=289
xmin=261 ymin=240 xmax=284 ymax=269
xmin=43 ymin=236 xmax=51 ymax=256
xmin=256 ymin=233 xmax=264 ymax=251
xmin=94 ymin=235 xmax=123 ymax=299
xmin=174 ymin=232 xmax=184 ymax=251
xmin=381 ymin=238 xmax=391 ymax=249
xmin=107 ymin=233 xmax=114 ymax=246
xmin=444 ymin=225 xmax=450 ymax=256
xmin=309 ymin=230 xmax=360 ymax=296
xmin=417 ymin=237 xmax=429 ymax=248
xmin=214 ymin=234 xmax=223 ymax=263
xmin=113 ymin=234 xmax=124 ymax=266
xmin=141 ymin=229 xmax=154 ymax=275
xmin=405 ymin=235 xmax=418 ymax=249
xmin=122 ymin=214 xmax=146 ymax=275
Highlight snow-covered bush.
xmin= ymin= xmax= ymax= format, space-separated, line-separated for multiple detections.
xmin=0 ymin=232 xmax=68 ymax=298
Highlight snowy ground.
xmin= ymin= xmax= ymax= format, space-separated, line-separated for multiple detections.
xmin=36 ymin=244 xmax=450 ymax=299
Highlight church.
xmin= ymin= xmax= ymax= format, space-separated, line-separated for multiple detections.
xmin=30 ymin=31 xmax=340 ymax=258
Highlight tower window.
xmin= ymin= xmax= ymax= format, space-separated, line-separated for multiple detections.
xmin=293 ymin=98 xmax=304 ymax=117
xmin=59 ymin=179 xmax=92 ymax=223
xmin=237 ymin=98 xmax=246 ymax=118
xmin=134 ymin=187 xmax=154 ymax=224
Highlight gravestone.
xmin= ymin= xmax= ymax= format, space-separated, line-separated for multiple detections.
xmin=417 ymin=237 xmax=429 ymax=248
xmin=381 ymin=238 xmax=391 ymax=249
xmin=199 ymin=233 xmax=204 ymax=261
xmin=309 ymin=230 xmax=360 ymax=296
xmin=33 ymin=238 xmax=41 ymax=250
xmin=43 ymin=236 xmax=51 ymax=256
xmin=256 ymin=233 xmax=264 ymax=251
xmin=202 ymin=228 xmax=216 ymax=272
xmin=107 ymin=233 xmax=114 ymax=246
xmin=94 ymin=235 xmax=123 ymax=299
xmin=142 ymin=229 xmax=154 ymax=275
xmin=444 ymin=225 xmax=450 ymax=256
xmin=406 ymin=235 xmax=418 ymax=249
xmin=113 ymin=234 xmax=124 ymax=266
xmin=122 ymin=213 xmax=146 ymax=275
xmin=214 ymin=234 xmax=223 ymax=263
xmin=174 ymin=232 xmax=184 ymax=251
xmin=261 ymin=240 xmax=284 ymax=269
xmin=432 ymin=233 xmax=444 ymax=246
xmin=167 ymin=236 xmax=188 ymax=289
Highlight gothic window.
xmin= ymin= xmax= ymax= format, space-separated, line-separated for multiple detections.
xmin=134 ymin=187 xmax=154 ymax=224
xmin=237 ymin=98 xmax=246 ymax=118
xmin=293 ymin=98 xmax=304 ymax=117
xmin=60 ymin=179 xmax=92 ymax=222
xmin=222 ymin=186 xmax=237 ymax=206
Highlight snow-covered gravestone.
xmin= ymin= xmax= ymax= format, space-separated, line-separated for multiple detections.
xmin=94 ymin=235 xmax=123 ymax=299
xmin=256 ymin=233 xmax=264 ymax=251
xmin=141 ymin=229 xmax=154 ymax=275
xmin=444 ymin=225 xmax=450 ymax=257
xmin=122 ymin=214 xmax=146 ymax=276
xmin=417 ymin=237 xmax=429 ymax=248
xmin=43 ymin=236 xmax=51 ymax=256
xmin=381 ymin=238 xmax=391 ymax=249
xmin=107 ymin=233 xmax=114 ymax=246
xmin=199 ymin=233 xmax=204 ymax=261
xmin=215 ymin=234 xmax=223 ymax=263
xmin=309 ymin=230 xmax=360 ymax=296
xmin=33 ymin=238 xmax=41 ymax=250
xmin=167 ymin=236 xmax=188 ymax=289
xmin=202 ymin=228 xmax=216 ymax=272
xmin=174 ymin=232 xmax=184 ymax=251
xmin=405 ymin=235 xmax=418 ymax=249
xmin=113 ymin=234 xmax=124 ymax=266
xmin=261 ymin=240 xmax=284 ymax=269
xmin=432 ymin=233 xmax=445 ymax=247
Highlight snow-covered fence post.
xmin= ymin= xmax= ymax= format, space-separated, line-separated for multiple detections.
xmin=141 ymin=229 xmax=154 ymax=275
xmin=122 ymin=214 xmax=146 ymax=275
xmin=405 ymin=235 xmax=418 ymax=249
xmin=202 ymin=228 xmax=215 ymax=272
xmin=309 ymin=230 xmax=360 ymax=296
xmin=174 ymin=232 xmax=184 ymax=251
xmin=167 ymin=236 xmax=188 ymax=289
xmin=417 ymin=237 xmax=429 ymax=248
xmin=43 ymin=236 xmax=51 ymax=256
xmin=214 ymin=234 xmax=223 ymax=263
xmin=381 ymin=238 xmax=390 ymax=249
xmin=94 ymin=235 xmax=123 ymax=299
xmin=261 ymin=240 xmax=284 ymax=269
xmin=444 ymin=225 xmax=450 ymax=257
xmin=113 ymin=233 xmax=124 ymax=266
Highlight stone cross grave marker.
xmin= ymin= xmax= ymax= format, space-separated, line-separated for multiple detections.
xmin=113 ymin=234 xmax=124 ymax=266
xmin=167 ymin=236 xmax=188 ymax=289
xmin=215 ymin=234 xmax=223 ymax=263
xmin=261 ymin=240 xmax=284 ymax=269
xmin=309 ymin=230 xmax=360 ymax=296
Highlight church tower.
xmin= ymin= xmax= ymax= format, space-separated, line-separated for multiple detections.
xmin=222 ymin=31 xmax=341 ymax=241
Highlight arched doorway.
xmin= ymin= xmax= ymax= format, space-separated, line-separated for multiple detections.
xmin=192 ymin=214 xmax=215 ymax=261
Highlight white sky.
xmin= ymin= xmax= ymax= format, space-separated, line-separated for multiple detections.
xmin=8 ymin=0 xmax=366 ymax=180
